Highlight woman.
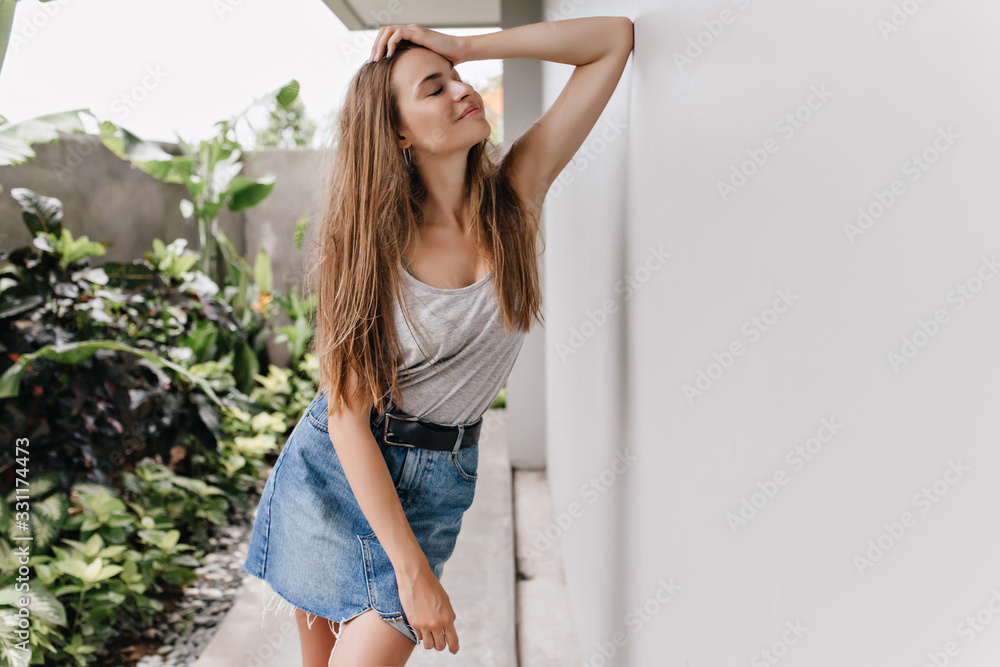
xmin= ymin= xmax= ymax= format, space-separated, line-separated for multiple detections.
xmin=242 ymin=16 xmax=633 ymax=666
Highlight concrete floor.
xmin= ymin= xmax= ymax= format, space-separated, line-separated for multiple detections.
xmin=513 ymin=470 xmax=584 ymax=667
xmin=195 ymin=409 xmax=578 ymax=666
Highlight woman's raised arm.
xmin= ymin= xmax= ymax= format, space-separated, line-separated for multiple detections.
xmin=465 ymin=17 xmax=634 ymax=212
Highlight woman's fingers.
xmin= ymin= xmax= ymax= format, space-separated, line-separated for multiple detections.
xmin=371 ymin=25 xmax=393 ymax=61
xmin=386 ymin=27 xmax=402 ymax=58
xmin=429 ymin=625 xmax=445 ymax=652
xmin=369 ymin=26 xmax=382 ymax=61
xmin=420 ymin=625 xmax=435 ymax=650
xmin=412 ymin=618 xmax=460 ymax=652
xmin=443 ymin=623 xmax=460 ymax=654
xmin=370 ymin=24 xmax=410 ymax=62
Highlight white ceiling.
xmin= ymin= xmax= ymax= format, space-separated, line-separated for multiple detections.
xmin=320 ymin=0 xmax=501 ymax=30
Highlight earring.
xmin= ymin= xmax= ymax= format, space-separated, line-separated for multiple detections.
xmin=402 ymin=147 xmax=412 ymax=167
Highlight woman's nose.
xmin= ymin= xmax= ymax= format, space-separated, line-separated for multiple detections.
xmin=452 ymin=82 xmax=474 ymax=98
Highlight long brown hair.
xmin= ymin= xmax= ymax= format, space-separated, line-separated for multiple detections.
xmin=303 ymin=39 xmax=544 ymax=418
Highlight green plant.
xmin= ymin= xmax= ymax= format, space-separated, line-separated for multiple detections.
xmin=0 ymin=189 xmax=267 ymax=482
xmin=0 ymin=473 xmax=67 ymax=557
xmin=67 ymin=483 xmax=137 ymax=546
xmin=121 ymin=459 xmax=228 ymax=550
xmin=0 ymin=474 xmax=209 ymax=665
xmin=0 ymin=475 xmax=202 ymax=665
xmin=90 ymin=82 xmax=301 ymax=393
xmin=254 ymin=94 xmax=316 ymax=148
xmin=97 ymin=81 xmax=300 ymax=283
xmin=490 ymin=384 xmax=507 ymax=409
xmin=0 ymin=583 xmax=66 ymax=666
xmin=191 ymin=393 xmax=293 ymax=511
xmin=28 ymin=530 xmax=183 ymax=665
xmin=0 ymin=473 xmax=69 ymax=666
xmin=0 ymin=107 xmax=92 ymax=176
xmin=270 ymin=270 xmax=316 ymax=372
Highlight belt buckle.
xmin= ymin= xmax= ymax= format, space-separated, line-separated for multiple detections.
xmin=384 ymin=412 xmax=419 ymax=448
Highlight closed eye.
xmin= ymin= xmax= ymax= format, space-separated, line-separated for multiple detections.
xmin=430 ymin=87 xmax=443 ymax=96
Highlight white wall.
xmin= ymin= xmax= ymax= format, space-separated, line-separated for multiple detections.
xmin=502 ymin=0 xmax=548 ymax=469
xmin=542 ymin=1 xmax=1000 ymax=665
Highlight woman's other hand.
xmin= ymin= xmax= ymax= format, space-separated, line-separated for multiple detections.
xmin=396 ymin=565 xmax=462 ymax=653
xmin=369 ymin=24 xmax=468 ymax=65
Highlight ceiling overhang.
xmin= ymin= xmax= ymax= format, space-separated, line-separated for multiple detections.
xmin=320 ymin=0 xmax=501 ymax=30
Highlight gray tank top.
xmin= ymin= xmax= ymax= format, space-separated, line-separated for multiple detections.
xmin=389 ymin=255 xmax=526 ymax=425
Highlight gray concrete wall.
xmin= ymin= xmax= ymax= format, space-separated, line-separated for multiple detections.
xmin=0 ymin=133 xmax=244 ymax=262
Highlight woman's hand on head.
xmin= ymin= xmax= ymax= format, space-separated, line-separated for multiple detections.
xmin=369 ymin=24 xmax=468 ymax=66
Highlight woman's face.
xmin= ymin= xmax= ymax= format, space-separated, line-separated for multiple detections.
xmin=390 ymin=47 xmax=491 ymax=158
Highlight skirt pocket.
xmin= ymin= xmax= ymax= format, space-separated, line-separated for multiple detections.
xmin=358 ymin=531 xmax=403 ymax=616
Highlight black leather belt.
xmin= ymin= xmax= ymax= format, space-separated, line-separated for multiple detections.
xmin=372 ymin=400 xmax=481 ymax=452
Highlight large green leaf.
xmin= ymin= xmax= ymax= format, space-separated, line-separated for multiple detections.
xmin=23 ymin=472 xmax=61 ymax=499
xmin=0 ymin=293 xmax=44 ymax=320
xmin=33 ymin=493 xmax=68 ymax=525
xmin=253 ymin=247 xmax=272 ymax=294
xmin=100 ymin=261 xmax=156 ymax=293
xmin=226 ymin=173 xmax=275 ymax=211
xmin=10 ymin=188 xmax=62 ymax=238
xmin=98 ymin=120 xmax=194 ymax=184
xmin=0 ymin=340 xmax=224 ymax=407
xmin=0 ymin=109 xmax=92 ymax=167
xmin=0 ymin=608 xmax=28 ymax=667
xmin=275 ymin=79 xmax=301 ymax=109
xmin=27 ymin=511 xmax=60 ymax=553
xmin=0 ymin=584 xmax=66 ymax=627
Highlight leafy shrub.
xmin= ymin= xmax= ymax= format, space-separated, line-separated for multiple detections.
xmin=0 ymin=189 xmax=264 ymax=485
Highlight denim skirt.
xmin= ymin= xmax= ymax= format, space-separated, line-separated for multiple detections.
xmin=241 ymin=387 xmax=480 ymax=643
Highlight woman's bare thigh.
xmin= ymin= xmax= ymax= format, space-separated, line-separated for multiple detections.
xmin=328 ymin=608 xmax=417 ymax=666
xmin=295 ymin=607 xmax=339 ymax=667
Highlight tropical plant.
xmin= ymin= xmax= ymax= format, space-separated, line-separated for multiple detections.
xmin=0 ymin=478 xmax=203 ymax=665
xmin=0 ymin=110 xmax=93 ymax=178
xmin=254 ymin=94 xmax=316 ymax=148
xmin=0 ymin=189 xmax=254 ymax=484
xmin=97 ymin=80 xmax=301 ymax=283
